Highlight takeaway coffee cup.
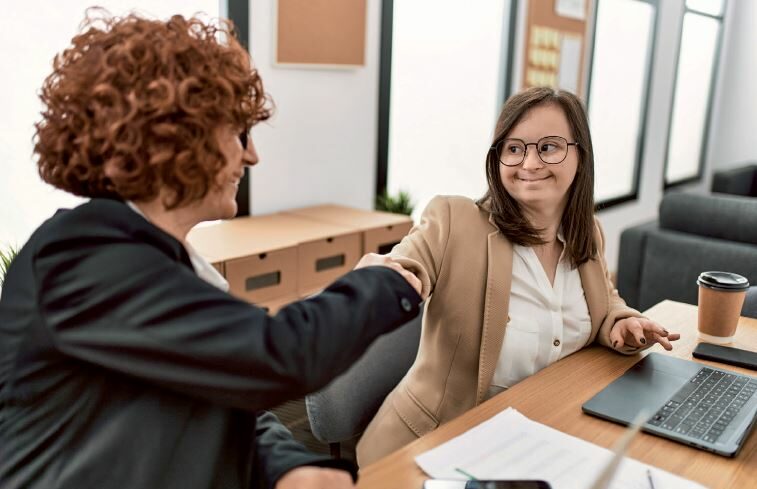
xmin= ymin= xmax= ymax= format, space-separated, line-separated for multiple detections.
xmin=697 ymin=271 xmax=750 ymax=344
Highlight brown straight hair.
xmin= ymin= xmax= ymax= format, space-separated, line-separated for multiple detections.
xmin=477 ymin=87 xmax=597 ymax=267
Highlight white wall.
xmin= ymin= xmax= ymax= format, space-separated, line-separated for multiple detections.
xmin=597 ymin=0 xmax=757 ymax=271
xmin=247 ymin=0 xmax=381 ymax=214
xmin=707 ymin=0 xmax=757 ymax=171
xmin=0 ymin=1 xmax=220 ymax=248
xmin=8 ymin=0 xmax=747 ymax=264
xmin=386 ymin=0 xmax=508 ymax=221
xmin=245 ymin=0 xmax=756 ymax=271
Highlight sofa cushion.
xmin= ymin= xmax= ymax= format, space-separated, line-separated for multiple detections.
xmin=659 ymin=193 xmax=757 ymax=245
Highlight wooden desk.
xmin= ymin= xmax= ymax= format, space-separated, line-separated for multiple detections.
xmin=357 ymin=301 xmax=757 ymax=489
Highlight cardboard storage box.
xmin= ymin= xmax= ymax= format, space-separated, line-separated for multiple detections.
xmin=297 ymin=232 xmax=361 ymax=297
xmin=285 ymin=204 xmax=413 ymax=255
xmin=188 ymin=215 xmax=300 ymax=304
xmin=188 ymin=213 xmax=360 ymax=302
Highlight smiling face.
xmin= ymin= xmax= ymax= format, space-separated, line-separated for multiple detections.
xmin=198 ymin=125 xmax=259 ymax=221
xmin=498 ymin=103 xmax=579 ymax=216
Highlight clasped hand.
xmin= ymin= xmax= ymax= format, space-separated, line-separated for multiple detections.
xmin=610 ymin=317 xmax=681 ymax=351
xmin=275 ymin=466 xmax=354 ymax=489
xmin=354 ymin=253 xmax=422 ymax=296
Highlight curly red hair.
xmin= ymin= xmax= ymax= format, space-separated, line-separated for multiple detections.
xmin=34 ymin=9 xmax=271 ymax=208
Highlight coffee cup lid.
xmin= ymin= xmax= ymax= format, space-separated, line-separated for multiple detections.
xmin=697 ymin=271 xmax=750 ymax=291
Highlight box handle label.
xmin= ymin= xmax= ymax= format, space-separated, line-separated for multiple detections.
xmin=315 ymin=254 xmax=345 ymax=272
xmin=245 ymin=271 xmax=281 ymax=291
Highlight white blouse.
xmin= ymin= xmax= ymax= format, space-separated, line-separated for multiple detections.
xmin=490 ymin=233 xmax=592 ymax=391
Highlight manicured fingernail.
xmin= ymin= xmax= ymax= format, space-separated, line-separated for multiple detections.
xmin=640 ymin=337 xmax=647 ymax=345
xmin=613 ymin=341 xmax=618 ymax=348
xmin=662 ymin=329 xmax=669 ymax=335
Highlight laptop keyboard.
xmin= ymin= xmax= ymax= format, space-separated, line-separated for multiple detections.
xmin=647 ymin=367 xmax=757 ymax=443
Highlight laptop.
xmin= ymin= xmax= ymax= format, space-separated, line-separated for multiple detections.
xmin=582 ymin=352 xmax=757 ymax=457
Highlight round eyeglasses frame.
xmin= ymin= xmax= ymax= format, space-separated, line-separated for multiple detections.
xmin=239 ymin=129 xmax=250 ymax=149
xmin=490 ymin=136 xmax=579 ymax=167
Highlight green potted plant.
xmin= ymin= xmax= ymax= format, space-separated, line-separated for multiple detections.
xmin=1 ymin=244 xmax=19 ymax=287
xmin=375 ymin=189 xmax=414 ymax=216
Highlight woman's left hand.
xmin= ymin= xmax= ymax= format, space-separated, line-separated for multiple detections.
xmin=610 ymin=317 xmax=681 ymax=351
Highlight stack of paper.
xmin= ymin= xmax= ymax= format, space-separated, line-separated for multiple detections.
xmin=415 ymin=408 xmax=706 ymax=489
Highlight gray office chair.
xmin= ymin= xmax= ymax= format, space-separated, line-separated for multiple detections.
xmin=743 ymin=286 xmax=757 ymax=319
xmin=305 ymin=309 xmax=423 ymax=458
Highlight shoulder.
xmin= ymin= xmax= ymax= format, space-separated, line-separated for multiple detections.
xmin=30 ymin=198 xmax=189 ymax=270
xmin=37 ymin=198 xmax=146 ymax=238
xmin=420 ymin=195 xmax=492 ymax=241
xmin=425 ymin=195 xmax=488 ymax=220
xmin=592 ymin=215 xmax=606 ymax=250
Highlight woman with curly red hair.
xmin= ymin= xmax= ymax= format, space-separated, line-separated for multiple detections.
xmin=0 ymin=11 xmax=421 ymax=489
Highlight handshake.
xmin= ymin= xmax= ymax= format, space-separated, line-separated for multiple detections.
xmin=354 ymin=253 xmax=422 ymax=296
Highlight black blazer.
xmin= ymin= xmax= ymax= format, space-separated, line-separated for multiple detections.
xmin=0 ymin=199 xmax=421 ymax=489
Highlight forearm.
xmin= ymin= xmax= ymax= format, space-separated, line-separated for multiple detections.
xmin=41 ymin=241 xmax=421 ymax=410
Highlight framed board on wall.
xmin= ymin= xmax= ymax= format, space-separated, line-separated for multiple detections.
xmin=521 ymin=0 xmax=593 ymax=98
xmin=275 ymin=0 xmax=367 ymax=68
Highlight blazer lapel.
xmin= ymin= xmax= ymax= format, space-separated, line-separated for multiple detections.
xmin=475 ymin=215 xmax=513 ymax=404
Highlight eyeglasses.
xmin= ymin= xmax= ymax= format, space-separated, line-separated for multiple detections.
xmin=239 ymin=129 xmax=250 ymax=149
xmin=491 ymin=136 xmax=579 ymax=166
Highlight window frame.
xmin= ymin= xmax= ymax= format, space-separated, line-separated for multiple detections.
xmin=586 ymin=0 xmax=661 ymax=211
xmin=228 ymin=0 xmax=251 ymax=216
xmin=662 ymin=2 xmax=726 ymax=190
xmin=374 ymin=1 xmax=518 ymax=202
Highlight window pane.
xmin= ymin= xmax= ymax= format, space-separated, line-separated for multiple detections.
xmin=387 ymin=1 xmax=508 ymax=220
xmin=686 ymin=0 xmax=725 ymax=17
xmin=588 ymin=0 xmax=655 ymax=203
xmin=0 ymin=1 xmax=220 ymax=247
xmin=665 ymin=13 xmax=720 ymax=184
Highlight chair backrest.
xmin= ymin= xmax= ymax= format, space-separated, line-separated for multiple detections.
xmin=305 ymin=310 xmax=422 ymax=444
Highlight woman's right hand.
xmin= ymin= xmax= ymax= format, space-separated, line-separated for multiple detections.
xmin=354 ymin=253 xmax=422 ymax=296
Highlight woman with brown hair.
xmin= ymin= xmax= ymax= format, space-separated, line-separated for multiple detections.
xmin=0 ymin=11 xmax=421 ymax=489
xmin=356 ymin=87 xmax=680 ymax=465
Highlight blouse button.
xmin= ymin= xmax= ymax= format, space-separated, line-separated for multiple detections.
xmin=553 ymin=339 xmax=561 ymax=347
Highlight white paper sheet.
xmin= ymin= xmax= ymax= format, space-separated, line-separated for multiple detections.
xmin=415 ymin=408 xmax=706 ymax=489
xmin=558 ymin=36 xmax=582 ymax=94
xmin=556 ymin=0 xmax=587 ymax=21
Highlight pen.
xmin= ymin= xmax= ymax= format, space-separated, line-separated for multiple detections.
xmin=646 ymin=469 xmax=657 ymax=489
xmin=590 ymin=410 xmax=649 ymax=489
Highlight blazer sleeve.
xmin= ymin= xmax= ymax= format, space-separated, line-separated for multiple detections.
xmin=33 ymin=236 xmax=421 ymax=411
xmin=593 ymin=217 xmax=646 ymax=354
xmin=253 ymin=411 xmax=357 ymax=489
xmin=387 ymin=195 xmax=452 ymax=299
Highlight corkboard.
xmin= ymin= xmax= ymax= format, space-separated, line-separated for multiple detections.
xmin=276 ymin=0 xmax=367 ymax=67
xmin=521 ymin=0 xmax=593 ymax=98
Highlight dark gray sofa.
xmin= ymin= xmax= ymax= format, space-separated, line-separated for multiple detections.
xmin=617 ymin=193 xmax=757 ymax=312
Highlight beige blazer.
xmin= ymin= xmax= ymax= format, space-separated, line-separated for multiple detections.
xmin=356 ymin=196 xmax=642 ymax=466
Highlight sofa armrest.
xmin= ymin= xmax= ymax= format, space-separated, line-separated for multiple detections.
xmin=617 ymin=219 xmax=658 ymax=310
xmin=711 ymin=163 xmax=757 ymax=197
xmin=743 ymin=286 xmax=757 ymax=320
